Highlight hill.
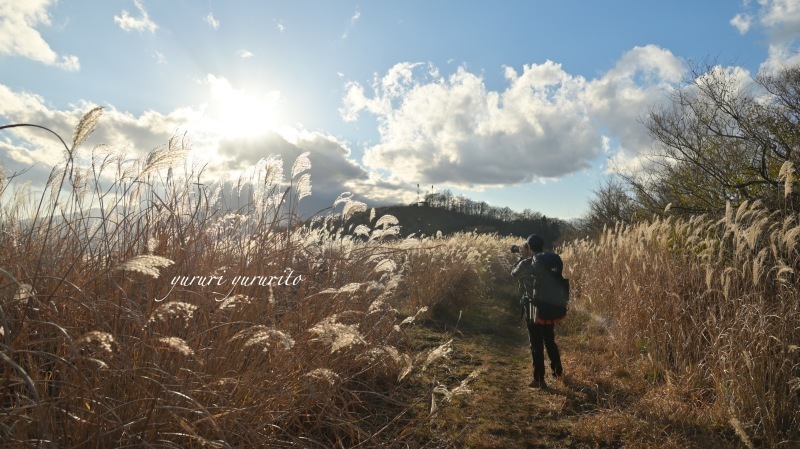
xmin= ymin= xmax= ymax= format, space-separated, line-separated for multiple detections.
xmin=347 ymin=203 xmax=565 ymax=244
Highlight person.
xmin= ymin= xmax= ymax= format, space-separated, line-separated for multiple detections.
xmin=510 ymin=234 xmax=564 ymax=388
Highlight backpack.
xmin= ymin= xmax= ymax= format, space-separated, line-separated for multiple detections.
xmin=531 ymin=252 xmax=569 ymax=320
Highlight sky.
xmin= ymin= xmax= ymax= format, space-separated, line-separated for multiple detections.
xmin=1 ymin=1 xmax=800 ymax=220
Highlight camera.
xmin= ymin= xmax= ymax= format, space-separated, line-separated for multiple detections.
xmin=510 ymin=244 xmax=520 ymax=253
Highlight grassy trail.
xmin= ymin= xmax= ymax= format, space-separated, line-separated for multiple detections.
xmin=401 ymin=296 xmax=596 ymax=448
xmin=401 ymin=293 xmax=742 ymax=449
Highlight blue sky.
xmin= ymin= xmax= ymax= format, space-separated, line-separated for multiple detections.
xmin=1 ymin=1 xmax=799 ymax=220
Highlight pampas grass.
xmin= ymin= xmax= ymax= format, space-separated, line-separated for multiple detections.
xmin=561 ymin=201 xmax=800 ymax=447
xmin=113 ymin=254 xmax=175 ymax=278
xmin=779 ymin=160 xmax=795 ymax=199
xmin=0 ymin=112 xmax=499 ymax=447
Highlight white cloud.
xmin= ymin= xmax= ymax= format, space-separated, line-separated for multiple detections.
xmin=275 ymin=19 xmax=285 ymax=32
xmin=0 ymin=83 xmax=210 ymax=170
xmin=341 ymin=46 xmax=685 ymax=189
xmin=114 ymin=0 xmax=158 ymax=34
xmin=0 ymin=140 xmax=35 ymax=165
xmin=730 ymin=0 xmax=800 ymax=72
xmin=205 ymin=12 xmax=220 ymax=30
xmin=758 ymin=0 xmax=800 ymax=30
xmin=762 ymin=42 xmax=800 ymax=71
xmin=217 ymin=131 xmax=369 ymax=191
xmin=759 ymin=0 xmax=800 ymax=72
xmin=0 ymin=0 xmax=80 ymax=70
xmin=154 ymin=50 xmax=167 ymax=64
xmin=0 ymin=80 xmax=391 ymax=215
xmin=730 ymin=13 xmax=753 ymax=33
xmin=212 ymin=130 xmax=403 ymax=214
xmin=237 ymin=49 xmax=254 ymax=58
xmin=344 ymin=62 xmax=596 ymax=186
xmin=584 ymin=45 xmax=684 ymax=161
xmin=342 ymin=9 xmax=361 ymax=39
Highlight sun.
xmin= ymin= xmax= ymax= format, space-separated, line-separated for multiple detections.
xmin=207 ymin=75 xmax=280 ymax=139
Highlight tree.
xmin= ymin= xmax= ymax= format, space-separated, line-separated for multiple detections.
xmin=583 ymin=176 xmax=636 ymax=236
xmin=622 ymin=62 xmax=800 ymax=217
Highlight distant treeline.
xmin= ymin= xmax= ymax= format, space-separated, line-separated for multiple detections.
xmin=421 ymin=189 xmax=546 ymax=223
xmin=347 ymin=189 xmax=565 ymax=246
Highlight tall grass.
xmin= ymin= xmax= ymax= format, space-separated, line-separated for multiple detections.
xmin=11 ymin=110 xmax=796 ymax=447
xmin=0 ymin=112 xmax=494 ymax=447
xmin=561 ymin=201 xmax=800 ymax=447
xmin=392 ymin=231 xmax=504 ymax=315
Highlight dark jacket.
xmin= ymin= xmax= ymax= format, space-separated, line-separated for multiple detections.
xmin=511 ymin=252 xmax=566 ymax=321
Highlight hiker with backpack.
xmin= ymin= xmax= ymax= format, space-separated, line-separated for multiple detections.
xmin=510 ymin=234 xmax=567 ymax=388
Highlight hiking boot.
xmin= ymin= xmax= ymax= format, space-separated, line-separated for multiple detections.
xmin=528 ymin=379 xmax=547 ymax=389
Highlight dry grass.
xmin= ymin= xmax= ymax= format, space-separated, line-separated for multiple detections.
xmin=561 ymin=201 xmax=800 ymax=448
xmin=4 ymin=111 xmax=797 ymax=447
xmin=0 ymin=113 xmax=499 ymax=447
xmin=393 ymin=231 xmax=503 ymax=316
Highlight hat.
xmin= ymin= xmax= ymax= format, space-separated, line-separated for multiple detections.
xmin=526 ymin=234 xmax=544 ymax=252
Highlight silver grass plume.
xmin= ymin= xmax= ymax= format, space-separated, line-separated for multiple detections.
xmin=141 ymin=147 xmax=190 ymax=177
xmin=295 ymin=173 xmax=312 ymax=200
xmin=46 ymin=164 xmax=64 ymax=203
xmin=779 ymin=160 xmax=795 ymax=198
xmin=216 ymin=294 xmax=252 ymax=311
xmin=342 ymin=200 xmax=367 ymax=221
xmin=72 ymin=106 xmax=103 ymax=149
xmin=75 ymin=331 xmax=116 ymax=355
xmin=422 ymin=339 xmax=453 ymax=371
xmin=309 ymin=316 xmax=366 ymax=353
xmin=400 ymin=306 xmax=428 ymax=326
xmin=729 ymin=417 xmax=756 ymax=449
xmin=232 ymin=325 xmax=294 ymax=351
xmin=782 ymin=225 xmax=800 ymax=250
xmin=263 ymin=155 xmax=284 ymax=187
xmin=370 ymin=226 xmax=400 ymax=241
xmin=113 ymin=255 xmax=174 ymax=278
xmin=318 ymin=283 xmax=362 ymax=295
xmin=10 ymin=180 xmax=30 ymax=219
xmin=357 ymin=345 xmax=403 ymax=365
xmin=305 ymin=368 xmax=340 ymax=386
xmin=353 ymin=224 xmax=370 ymax=237
xmin=400 ymin=237 xmax=420 ymax=249
xmin=735 ymin=200 xmax=749 ymax=223
xmin=334 ymin=191 xmax=354 ymax=208
xmin=12 ymin=283 xmax=35 ymax=301
xmin=430 ymin=368 xmax=485 ymax=414
xmin=291 ymin=151 xmax=311 ymax=178
xmin=373 ymin=258 xmax=396 ymax=273
xmin=157 ymin=337 xmax=194 ymax=357
xmin=397 ymin=353 xmax=414 ymax=381
xmin=789 ymin=377 xmax=800 ymax=394
xmin=375 ymin=214 xmax=399 ymax=228
xmin=148 ymin=301 xmax=197 ymax=327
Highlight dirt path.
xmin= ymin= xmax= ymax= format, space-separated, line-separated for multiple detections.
xmin=399 ymin=296 xmax=741 ymax=449
xmin=400 ymin=298 xmax=599 ymax=448
xmin=440 ymin=324 xmax=578 ymax=448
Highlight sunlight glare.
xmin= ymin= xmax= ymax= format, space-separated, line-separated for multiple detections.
xmin=208 ymin=75 xmax=280 ymax=138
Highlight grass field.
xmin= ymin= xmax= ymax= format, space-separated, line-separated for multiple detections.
xmin=1 ymin=114 xmax=798 ymax=447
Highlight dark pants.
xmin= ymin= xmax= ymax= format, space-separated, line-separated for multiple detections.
xmin=526 ymin=320 xmax=563 ymax=381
